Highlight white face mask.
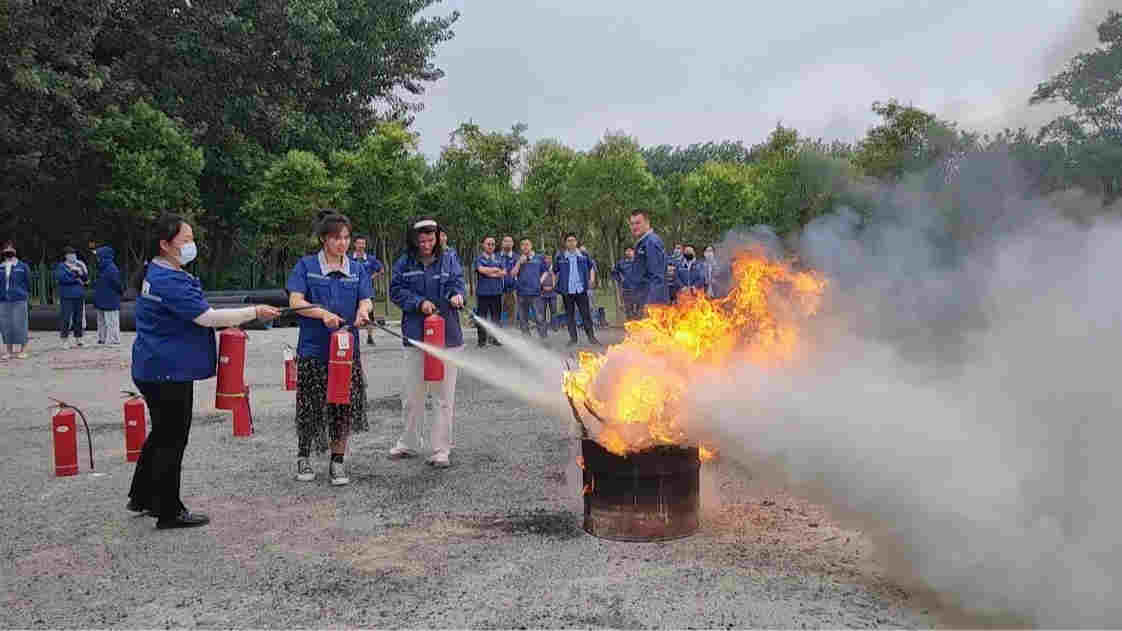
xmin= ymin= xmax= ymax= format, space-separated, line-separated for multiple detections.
xmin=65 ymin=253 xmax=77 ymax=263
xmin=177 ymin=242 xmax=198 ymax=266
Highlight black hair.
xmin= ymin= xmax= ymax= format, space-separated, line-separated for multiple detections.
xmin=315 ymin=209 xmax=352 ymax=244
xmin=352 ymin=234 xmax=368 ymax=242
xmin=563 ymin=232 xmax=578 ymax=242
xmin=629 ymin=209 xmax=650 ymax=220
xmin=132 ymin=213 xmax=186 ymax=291
xmin=63 ymin=246 xmax=76 ymax=255
xmin=404 ymin=216 xmax=443 ymax=261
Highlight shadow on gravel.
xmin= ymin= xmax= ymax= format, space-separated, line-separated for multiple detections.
xmin=469 ymin=509 xmax=583 ymax=540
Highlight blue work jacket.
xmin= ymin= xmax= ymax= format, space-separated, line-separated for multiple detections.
xmin=287 ymin=251 xmax=373 ymax=361
xmin=54 ymin=261 xmax=88 ymax=300
xmin=132 ymin=260 xmax=216 ymax=383
xmin=475 ymin=253 xmax=505 ymax=296
xmin=629 ymin=231 xmax=670 ymax=305
xmin=553 ymin=250 xmax=594 ymax=296
xmin=93 ymin=246 xmax=124 ymax=310
xmin=513 ymin=253 xmax=546 ymax=296
xmin=0 ymin=261 xmax=31 ymax=302
xmin=389 ymin=252 xmax=466 ymax=348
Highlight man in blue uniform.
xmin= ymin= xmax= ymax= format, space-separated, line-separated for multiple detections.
xmin=627 ymin=209 xmax=669 ymax=310
xmin=498 ymin=235 xmax=517 ymax=327
xmin=676 ymin=245 xmax=707 ymax=296
xmin=510 ymin=238 xmax=548 ymax=340
xmin=554 ymin=233 xmax=601 ymax=346
xmin=351 ymin=235 xmax=383 ymax=345
xmin=474 ymin=236 xmax=505 ymax=346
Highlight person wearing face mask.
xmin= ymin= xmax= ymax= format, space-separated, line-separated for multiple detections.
xmin=127 ymin=214 xmax=281 ymax=529
xmin=676 ymin=246 xmax=707 ymax=295
xmin=54 ymin=246 xmax=89 ymax=349
xmin=92 ymin=245 xmax=124 ymax=345
xmin=612 ymin=247 xmax=641 ymax=321
xmin=0 ymin=241 xmax=31 ymax=360
xmin=287 ymin=210 xmax=373 ymax=486
xmin=389 ymin=217 xmax=466 ymax=468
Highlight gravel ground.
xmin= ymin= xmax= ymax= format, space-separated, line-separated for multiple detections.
xmin=0 ymin=325 xmax=937 ymax=629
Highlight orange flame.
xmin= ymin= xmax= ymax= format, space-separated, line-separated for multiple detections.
xmin=563 ymin=251 xmax=826 ymax=459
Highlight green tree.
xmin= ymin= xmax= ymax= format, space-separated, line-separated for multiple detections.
xmin=244 ymin=150 xmax=343 ymax=285
xmin=853 ymin=100 xmax=971 ymax=181
xmin=89 ymin=100 xmax=205 ymax=269
xmin=523 ymin=139 xmax=581 ymax=248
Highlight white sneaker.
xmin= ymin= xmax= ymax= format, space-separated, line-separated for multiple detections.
xmin=329 ymin=461 xmax=349 ymax=486
xmin=75 ymin=339 xmax=85 ymax=347
xmin=0 ymin=353 xmax=8 ymax=361
xmin=426 ymin=450 xmax=451 ymax=468
xmin=295 ymin=458 xmax=315 ymax=482
xmin=388 ymin=442 xmax=417 ymax=459
xmin=60 ymin=339 xmax=72 ymax=350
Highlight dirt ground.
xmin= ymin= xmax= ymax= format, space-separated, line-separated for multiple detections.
xmin=0 ymin=325 xmax=938 ymax=629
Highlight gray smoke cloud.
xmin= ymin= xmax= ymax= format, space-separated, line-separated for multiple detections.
xmin=687 ymin=156 xmax=1122 ymax=627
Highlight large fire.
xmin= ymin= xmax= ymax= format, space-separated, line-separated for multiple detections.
xmin=563 ymin=250 xmax=827 ymax=459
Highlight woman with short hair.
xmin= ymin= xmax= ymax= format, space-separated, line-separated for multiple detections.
xmin=0 ymin=241 xmax=31 ymax=359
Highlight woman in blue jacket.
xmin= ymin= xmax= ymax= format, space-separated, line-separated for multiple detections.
xmin=287 ymin=211 xmax=373 ymax=486
xmin=0 ymin=241 xmax=31 ymax=359
xmin=128 ymin=214 xmax=280 ymax=529
xmin=93 ymin=245 xmax=124 ymax=345
xmin=388 ymin=218 xmax=465 ymax=468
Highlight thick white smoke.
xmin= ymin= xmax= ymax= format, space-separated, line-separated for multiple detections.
xmin=688 ymin=160 xmax=1122 ymax=627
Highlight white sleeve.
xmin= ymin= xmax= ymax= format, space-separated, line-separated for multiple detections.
xmin=193 ymin=306 xmax=258 ymax=328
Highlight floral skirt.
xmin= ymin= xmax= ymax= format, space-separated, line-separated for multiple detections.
xmin=295 ymin=355 xmax=368 ymax=454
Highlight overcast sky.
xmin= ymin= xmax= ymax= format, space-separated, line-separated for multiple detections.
xmin=411 ymin=1 xmax=1110 ymax=160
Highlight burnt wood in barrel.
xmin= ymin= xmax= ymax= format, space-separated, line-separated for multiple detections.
xmin=581 ymin=439 xmax=700 ymax=542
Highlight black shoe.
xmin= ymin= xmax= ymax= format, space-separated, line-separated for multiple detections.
xmin=366 ymin=336 xmax=375 ymax=346
xmin=126 ymin=499 xmax=153 ymax=515
xmin=156 ymin=509 xmax=210 ymax=530
xmin=491 ymin=340 xmax=502 ymax=347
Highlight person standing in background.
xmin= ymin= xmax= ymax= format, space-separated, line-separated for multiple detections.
xmin=540 ymin=254 xmax=558 ymax=331
xmin=627 ymin=210 xmax=669 ymax=310
xmin=703 ymin=246 xmax=717 ymax=297
xmin=498 ymin=235 xmax=517 ymax=327
xmin=677 ymin=245 xmax=706 ymax=294
xmin=510 ymin=238 xmax=548 ymax=340
xmin=351 ymin=235 xmax=383 ymax=346
xmin=55 ymin=246 xmax=89 ymax=348
xmin=0 ymin=241 xmax=30 ymax=359
xmin=613 ymin=247 xmax=640 ymax=321
xmin=93 ymin=245 xmax=124 ymax=345
xmin=554 ymin=233 xmax=601 ymax=347
xmin=474 ymin=236 xmax=505 ymax=347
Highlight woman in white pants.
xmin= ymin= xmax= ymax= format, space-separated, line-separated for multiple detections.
xmin=388 ymin=218 xmax=465 ymax=468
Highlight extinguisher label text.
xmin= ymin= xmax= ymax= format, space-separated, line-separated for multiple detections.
xmin=337 ymin=334 xmax=350 ymax=350
xmin=220 ymin=356 xmax=230 ymax=364
xmin=56 ymin=425 xmax=70 ymax=433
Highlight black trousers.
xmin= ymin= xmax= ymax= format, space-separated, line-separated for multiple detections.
xmin=562 ymin=292 xmax=596 ymax=342
xmin=128 ymin=380 xmax=194 ymax=518
xmin=476 ymin=294 xmax=502 ymax=345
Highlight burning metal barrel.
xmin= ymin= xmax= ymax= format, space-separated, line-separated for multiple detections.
xmin=580 ymin=438 xmax=700 ymax=542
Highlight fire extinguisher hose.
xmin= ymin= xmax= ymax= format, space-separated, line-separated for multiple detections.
xmin=47 ymin=398 xmax=95 ymax=471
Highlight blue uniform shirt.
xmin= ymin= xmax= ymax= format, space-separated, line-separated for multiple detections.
xmin=1 ymin=261 xmax=31 ymax=302
xmin=54 ymin=261 xmax=88 ymax=299
xmin=554 ymin=250 xmax=593 ymax=296
xmin=350 ymin=253 xmax=383 ymax=298
xmin=630 ymin=230 xmax=670 ymax=305
xmin=612 ymin=259 xmax=639 ymax=290
xmin=497 ymin=251 xmax=517 ymax=293
xmin=287 ymin=251 xmax=373 ymax=361
xmin=132 ymin=260 xmax=216 ymax=383
xmin=389 ymin=252 xmax=466 ymax=348
xmin=677 ymin=260 xmax=706 ymax=290
xmin=514 ymin=253 xmax=546 ymax=296
xmin=475 ymin=253 xmax=505 ymax=296
xmin=93 ymin=246 xmax=124 ymax=310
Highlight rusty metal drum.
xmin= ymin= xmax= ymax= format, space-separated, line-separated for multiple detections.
xmin=580 ymin=439 xmax=700 ymax=542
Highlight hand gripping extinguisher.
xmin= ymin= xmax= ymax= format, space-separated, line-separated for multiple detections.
xmin=215 ymin=327 xmax=248 ymax=410
xmin=326 ymin=326 xmax=354 ymax=404
xmin=283 ymin=344 xmax=297 ymax=391
xmin=121 ymin=391 xmax=146 ymax=462
xmin=48 ymin=398 xmax=93 ymax=477
xmin=423 ymin=313 xmax=445 ymax=381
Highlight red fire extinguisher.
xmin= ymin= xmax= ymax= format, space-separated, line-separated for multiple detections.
xmin=283 ymin=345 xmax=297 ymax=391
xmin=48 ymin=398 xmax=93 ymax=477
xmin=423 ymin=313 xmax=445 ymax=381
xmin=216 ymin=327 xmax=248 ymax=410
xmin=326 ymin=327 xmax=353 ymax=404
xmin=121 ymin=391 xmax=146 ymax=463
xmin=232 ymin=384 xmax=253 ymax=437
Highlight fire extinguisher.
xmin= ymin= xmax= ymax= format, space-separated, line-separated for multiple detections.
xmin=48 ymin=398 xmax=93 ymax=477
xmin=423 ymin=313 xmax=445 ymax=381
xmin=121 ymin=391 xmax=146 ymax=463
xmin=283 ymin=344 xmax=297 ymax=391
xmin=326 ymin=327 xmax=354 ymax=404
xmin=216 ymin=327 xmax=248 ymax=410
